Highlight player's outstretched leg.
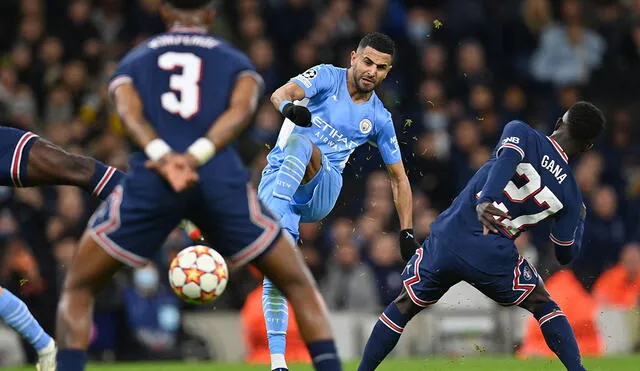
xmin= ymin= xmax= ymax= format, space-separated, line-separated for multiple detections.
xmin=55 ymin=232 xmax=122 ymax=371
xmin=270 ymin=134 xmax=315 ymax=214
xmin=358 ymin=288 xmax=424 ymax=371
xmin=262 ymin=277 xmax=289 ymax=370
xmin=23 ymin=138 xmax=124 ymax=200
xmin=254 ymin=233 xmax=342 ymax=371
xmin=519 ymin=281 xmax=586 ymax=371
xmin=0 ymin=286 xmax=57 ymax=370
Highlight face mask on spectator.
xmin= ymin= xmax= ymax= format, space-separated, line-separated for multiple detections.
xmin=134 ymin=266 xmax=159 ymax=292
xmin=158 ymin=305 xmax=180 ymax=331
xmin=408 ymin=20 xmax=430 ymax=42
xmin=425 ymin=111 xmax=447 ymax=131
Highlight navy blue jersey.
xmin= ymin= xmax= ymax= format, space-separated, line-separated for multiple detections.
xmin=108 ymin=29 xmax=260 ymax=179
xmin=430 ymin=121 xmax=582 ymax=274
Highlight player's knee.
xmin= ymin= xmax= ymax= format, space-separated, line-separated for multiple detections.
xmin=519 ymin=284 xmax=552 ymax=313
xmin=285 ymin=134 xmax=312 ymax=154
xmin=394 ymin=289 xmax=423 ymax=320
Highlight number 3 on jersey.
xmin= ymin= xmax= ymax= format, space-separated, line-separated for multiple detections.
xmin=493 ymin=163 xmax=563 ymax=236
xmin=158 ymin=52 xmax=202 ymax=119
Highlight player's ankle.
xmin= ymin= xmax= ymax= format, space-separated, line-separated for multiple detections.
xmin=38 ymin=339 xmax=56 ymax=356
xmin=270 ymin=353 xmax=287 ymax=370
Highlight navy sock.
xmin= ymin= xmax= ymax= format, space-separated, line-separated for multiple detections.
xmin=307 ymin=339 xmax=342 ymax=371
xmin=89 ymin=161 xmax=124 ymax=200
xmin=57 ymin=349 xmax=87 ymax=371
xmin=358 ymin=303 xmax=408 ymax=371
xmin=534 ymin=301 xmax=585 ymax=371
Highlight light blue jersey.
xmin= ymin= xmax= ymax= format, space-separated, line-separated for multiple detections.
xmin=265 ymin=64 xmax=402 ymax=172
xmin=258 ymin=64 xmax=401 ymax=241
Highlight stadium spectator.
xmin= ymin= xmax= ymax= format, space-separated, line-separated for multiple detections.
xmin=321 ymin=241 xmax=379 ymax=311
xmin=531 ymin=0 xmax=606 ymax=86
xmin=592 ymin=242 xmax=640 ymax=309
xmin=0 ymin=0 xmax=639 ymax=363
xmin=367 ymin=233 xmax=404 ymax=306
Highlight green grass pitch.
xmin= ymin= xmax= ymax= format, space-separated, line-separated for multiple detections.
xmin=4 ymin=356 xmax=640 ymax=371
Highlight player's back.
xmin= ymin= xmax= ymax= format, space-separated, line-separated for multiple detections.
xmin=430 ymin=121 xmax=582 ymax=274
xmin=109 ymin=28 xmax=258 ymax=178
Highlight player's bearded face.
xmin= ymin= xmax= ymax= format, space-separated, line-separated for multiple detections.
xmin=351 ymin=47 xmax=392 ymax=93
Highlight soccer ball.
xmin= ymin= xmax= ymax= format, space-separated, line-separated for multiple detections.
xmin=168 ymin=245 xmax=229 ymax=304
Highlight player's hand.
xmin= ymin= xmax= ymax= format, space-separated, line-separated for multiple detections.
xmin=476 ymin=202 xmax=511 ymax=235
xmin=145 ymin=153 xmax=199 ymax=192
xmin=282 ymin=103 xmax=312 ymax=127
xmin=399 ymin=229 xmax=420 ymax=262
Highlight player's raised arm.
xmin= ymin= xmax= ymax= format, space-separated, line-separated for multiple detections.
xmin=184 ymin=73 xmax=262 ymax=168
xmin=476 ymin=121 xmax=530 ymax=234
xmin=271 ymin=65 xmax=336 ymax=127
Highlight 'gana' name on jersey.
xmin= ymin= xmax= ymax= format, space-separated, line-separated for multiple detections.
xmin=541 ymin=155 xmax=566 ymax=184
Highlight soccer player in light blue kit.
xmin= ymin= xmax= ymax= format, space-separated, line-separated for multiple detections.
xmin=258 ymin=32 xmax=420 ymax=371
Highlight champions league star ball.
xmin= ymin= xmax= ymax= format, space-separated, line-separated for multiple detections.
xmin=169 ymin=245 xmax=229 ymax=304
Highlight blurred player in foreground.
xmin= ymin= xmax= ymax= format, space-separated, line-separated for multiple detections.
xmin=358 ymin=102 xmax=605 ymax=371
xmin=259 ymin=32 xmax=419 ymax=371
xmin=55 ymin=1 xmax=341 ymax=371
xmin=0 ymin=124 xmax=202 ymax=370
xmin=0 ymin=124 xmax=125 ymax=371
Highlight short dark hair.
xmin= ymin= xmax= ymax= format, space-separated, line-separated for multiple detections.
xmin=566 ymin=101 xmax=605 ymax=142
xmin=165 ymin=0 xmax=213 ymax=10
xmin=358 ymin=32 xmax=396 ymax=60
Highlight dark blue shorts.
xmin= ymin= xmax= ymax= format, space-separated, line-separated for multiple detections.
xmin=401 ymin=234 xmax=539 ymax=307
xmin=0 ymin=127 xmax=39 ymax=187
xmin=87 ymin=165 xmax=282 ymax=268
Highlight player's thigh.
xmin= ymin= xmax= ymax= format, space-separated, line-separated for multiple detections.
xmin=62 ymin=230 xmax=123 ymax=293
xmin=401 ymin=236 xmax=460 ymax=308
xmin=190 ymin=182 xmax=281 ymax=269
xmin=0 ymin=127 xmax=39 ymax=187
xmin=468 ymin=255 xmax=540 ymax=307
xmin=87 ymin=173 xmax=187 ymax=268
xmin=294 ymin=156 xmax=342 ymax=223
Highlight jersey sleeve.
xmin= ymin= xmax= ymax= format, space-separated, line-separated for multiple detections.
xmin=374 ymin=112 xmax=402 ymax=165
xmin=290 ymin=64 xmax=336 ymax=98
xmin=108 ymin=56 xmax=137 ymax=96
xmin=495 ymin=120 xmax=530 ymax=160
xmin=550 ymin=202 xmax=581 ymax=247
xmin=228 ymin=48 xmax=265 ymax=92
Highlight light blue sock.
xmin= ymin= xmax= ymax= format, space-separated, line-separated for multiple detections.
xmin=0 ymin=287 xmax=52 ymax=352
xmin=263 ymin=278 xmax=289 ymax=370
xmin=273 ymin=134 xmax=312 ymax=202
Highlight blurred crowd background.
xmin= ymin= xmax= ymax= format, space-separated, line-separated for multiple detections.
xmin=0 ymin=0 xmax=639 ymax=365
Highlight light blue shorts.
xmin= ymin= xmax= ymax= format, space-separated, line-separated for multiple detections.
xmin=258 ymin=154 xmax=342 ymax=239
